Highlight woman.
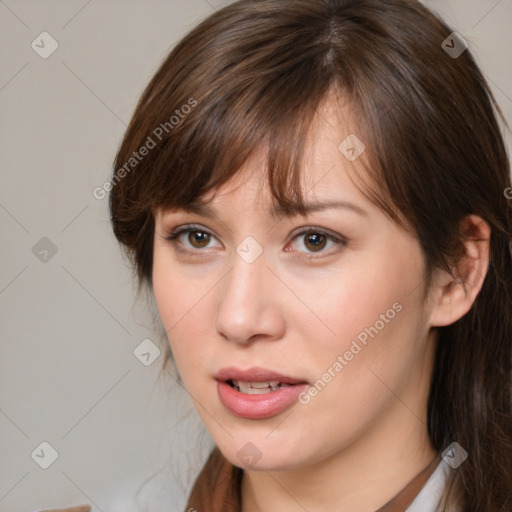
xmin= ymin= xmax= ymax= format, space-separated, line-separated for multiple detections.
xmin=108 ymin=0 xmax=512 ymax=510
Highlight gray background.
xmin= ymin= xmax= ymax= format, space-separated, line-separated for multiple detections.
xmin=1 ymin=1 xmax=511 ymax=511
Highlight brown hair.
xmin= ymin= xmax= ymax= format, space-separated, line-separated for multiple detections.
xmin=109 ymin=0 xmax=512 ymax=509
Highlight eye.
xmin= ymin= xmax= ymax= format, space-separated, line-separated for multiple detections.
xmin=162 ymin=224 xmax=346 ymax=257
xmin=164 ymin=224 xmax=221 ymax=251
xmin=287 ymin=227 xmax=346 ymax=256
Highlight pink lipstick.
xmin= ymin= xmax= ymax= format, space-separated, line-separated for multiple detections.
xmin=215 ymin=366 xmax=309 ymax=420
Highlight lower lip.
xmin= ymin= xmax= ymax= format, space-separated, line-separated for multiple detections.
xmin=217 ymin=380 xmax=309 ymax=420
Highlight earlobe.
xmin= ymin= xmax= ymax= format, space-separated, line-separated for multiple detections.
xmin=429 ymin=215 xmax=490 ymax=328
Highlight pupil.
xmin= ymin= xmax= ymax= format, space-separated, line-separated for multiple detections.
xmin=306 ymin=233 xmax=326 ymax=251
xmin=189 ymin=231 xmax=209 ymax=248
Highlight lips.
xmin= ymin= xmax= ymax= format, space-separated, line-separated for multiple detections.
xmin=214 ymin=366 xmax=309 ymax=420
xmin=214 ymin=366 xmax=308 ymax=385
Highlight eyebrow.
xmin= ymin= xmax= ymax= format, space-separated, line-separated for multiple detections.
xmin=174 ymin=199 xmax=369 ymax=220
xmin=273 ymin=200 xmax=369 ymax=218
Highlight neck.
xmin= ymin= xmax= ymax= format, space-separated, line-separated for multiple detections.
xmin=241 ymin=405 xmax=437 ymax=512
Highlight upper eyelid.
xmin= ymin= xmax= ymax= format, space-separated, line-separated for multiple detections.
xmin=169 ymin=224 xmax=219 ymax=240
xmin=166 ymin=224 xmax=345 ymax=251
xmin=166 ymin=223 xmax=342 ymax=239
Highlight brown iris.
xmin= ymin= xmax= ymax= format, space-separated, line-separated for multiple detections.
xmin=303 ymin=232 xmax=327 ymax=252
xmin=188 ymin=230 xmax=210 ymax=248
xmin=187 ymin=230 xmax=328 ymax=252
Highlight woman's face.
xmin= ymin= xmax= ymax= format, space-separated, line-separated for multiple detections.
xmin=152 ymin=100 xmax=438 ymax=471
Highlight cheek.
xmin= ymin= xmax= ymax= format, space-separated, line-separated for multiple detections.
xmin=300 ymin=249 xmax=421 ymax=356
xmin=154 ymin=294 xmax=211 ymax=388
xmin=294 ymin=246 xmax=427 ymax=418
xmin=152 ymin=255 xmax=218 ymax=376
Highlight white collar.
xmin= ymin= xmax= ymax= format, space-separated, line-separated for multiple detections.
xmin=405 ymin=459 xmax=459 ymax=512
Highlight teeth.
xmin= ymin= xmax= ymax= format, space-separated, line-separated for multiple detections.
xmin=251 ymin=381 xmax=279 ymax=388
xmin=240 ymin=385 xmax=272 ymax=394
xmin=231 ymin=380 xmax=291 ymax=394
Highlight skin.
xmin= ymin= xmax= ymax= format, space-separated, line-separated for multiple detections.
xmin=152 ymin=97 xmax=490 ymax=512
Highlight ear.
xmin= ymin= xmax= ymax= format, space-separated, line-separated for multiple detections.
xmin=428 ymin=214 xmax=490 ymax=328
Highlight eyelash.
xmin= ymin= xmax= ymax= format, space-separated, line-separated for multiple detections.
xmin=163 ymin=224 xmax=346 ymax=258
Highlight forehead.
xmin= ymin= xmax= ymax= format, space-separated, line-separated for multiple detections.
xmin=164 ymin=132 xmax=372 ymax=223
xmin=156 ymin=93 xmax=379 ymax=222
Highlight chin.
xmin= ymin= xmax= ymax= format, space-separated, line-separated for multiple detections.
xmin=215 ymin=433 xmax=314 ymax=472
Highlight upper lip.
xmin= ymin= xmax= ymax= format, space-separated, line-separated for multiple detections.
xmin=214 ymin=366 xmax=308 ymax=384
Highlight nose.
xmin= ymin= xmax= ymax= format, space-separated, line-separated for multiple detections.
xmin=214 ymin=249 xmax=286 ymax=345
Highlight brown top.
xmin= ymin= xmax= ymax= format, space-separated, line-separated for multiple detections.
xmin=38 ymin=448 xmax=443 ymax=512
xmin=185 ymin=447 xmax=444 ymax=512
